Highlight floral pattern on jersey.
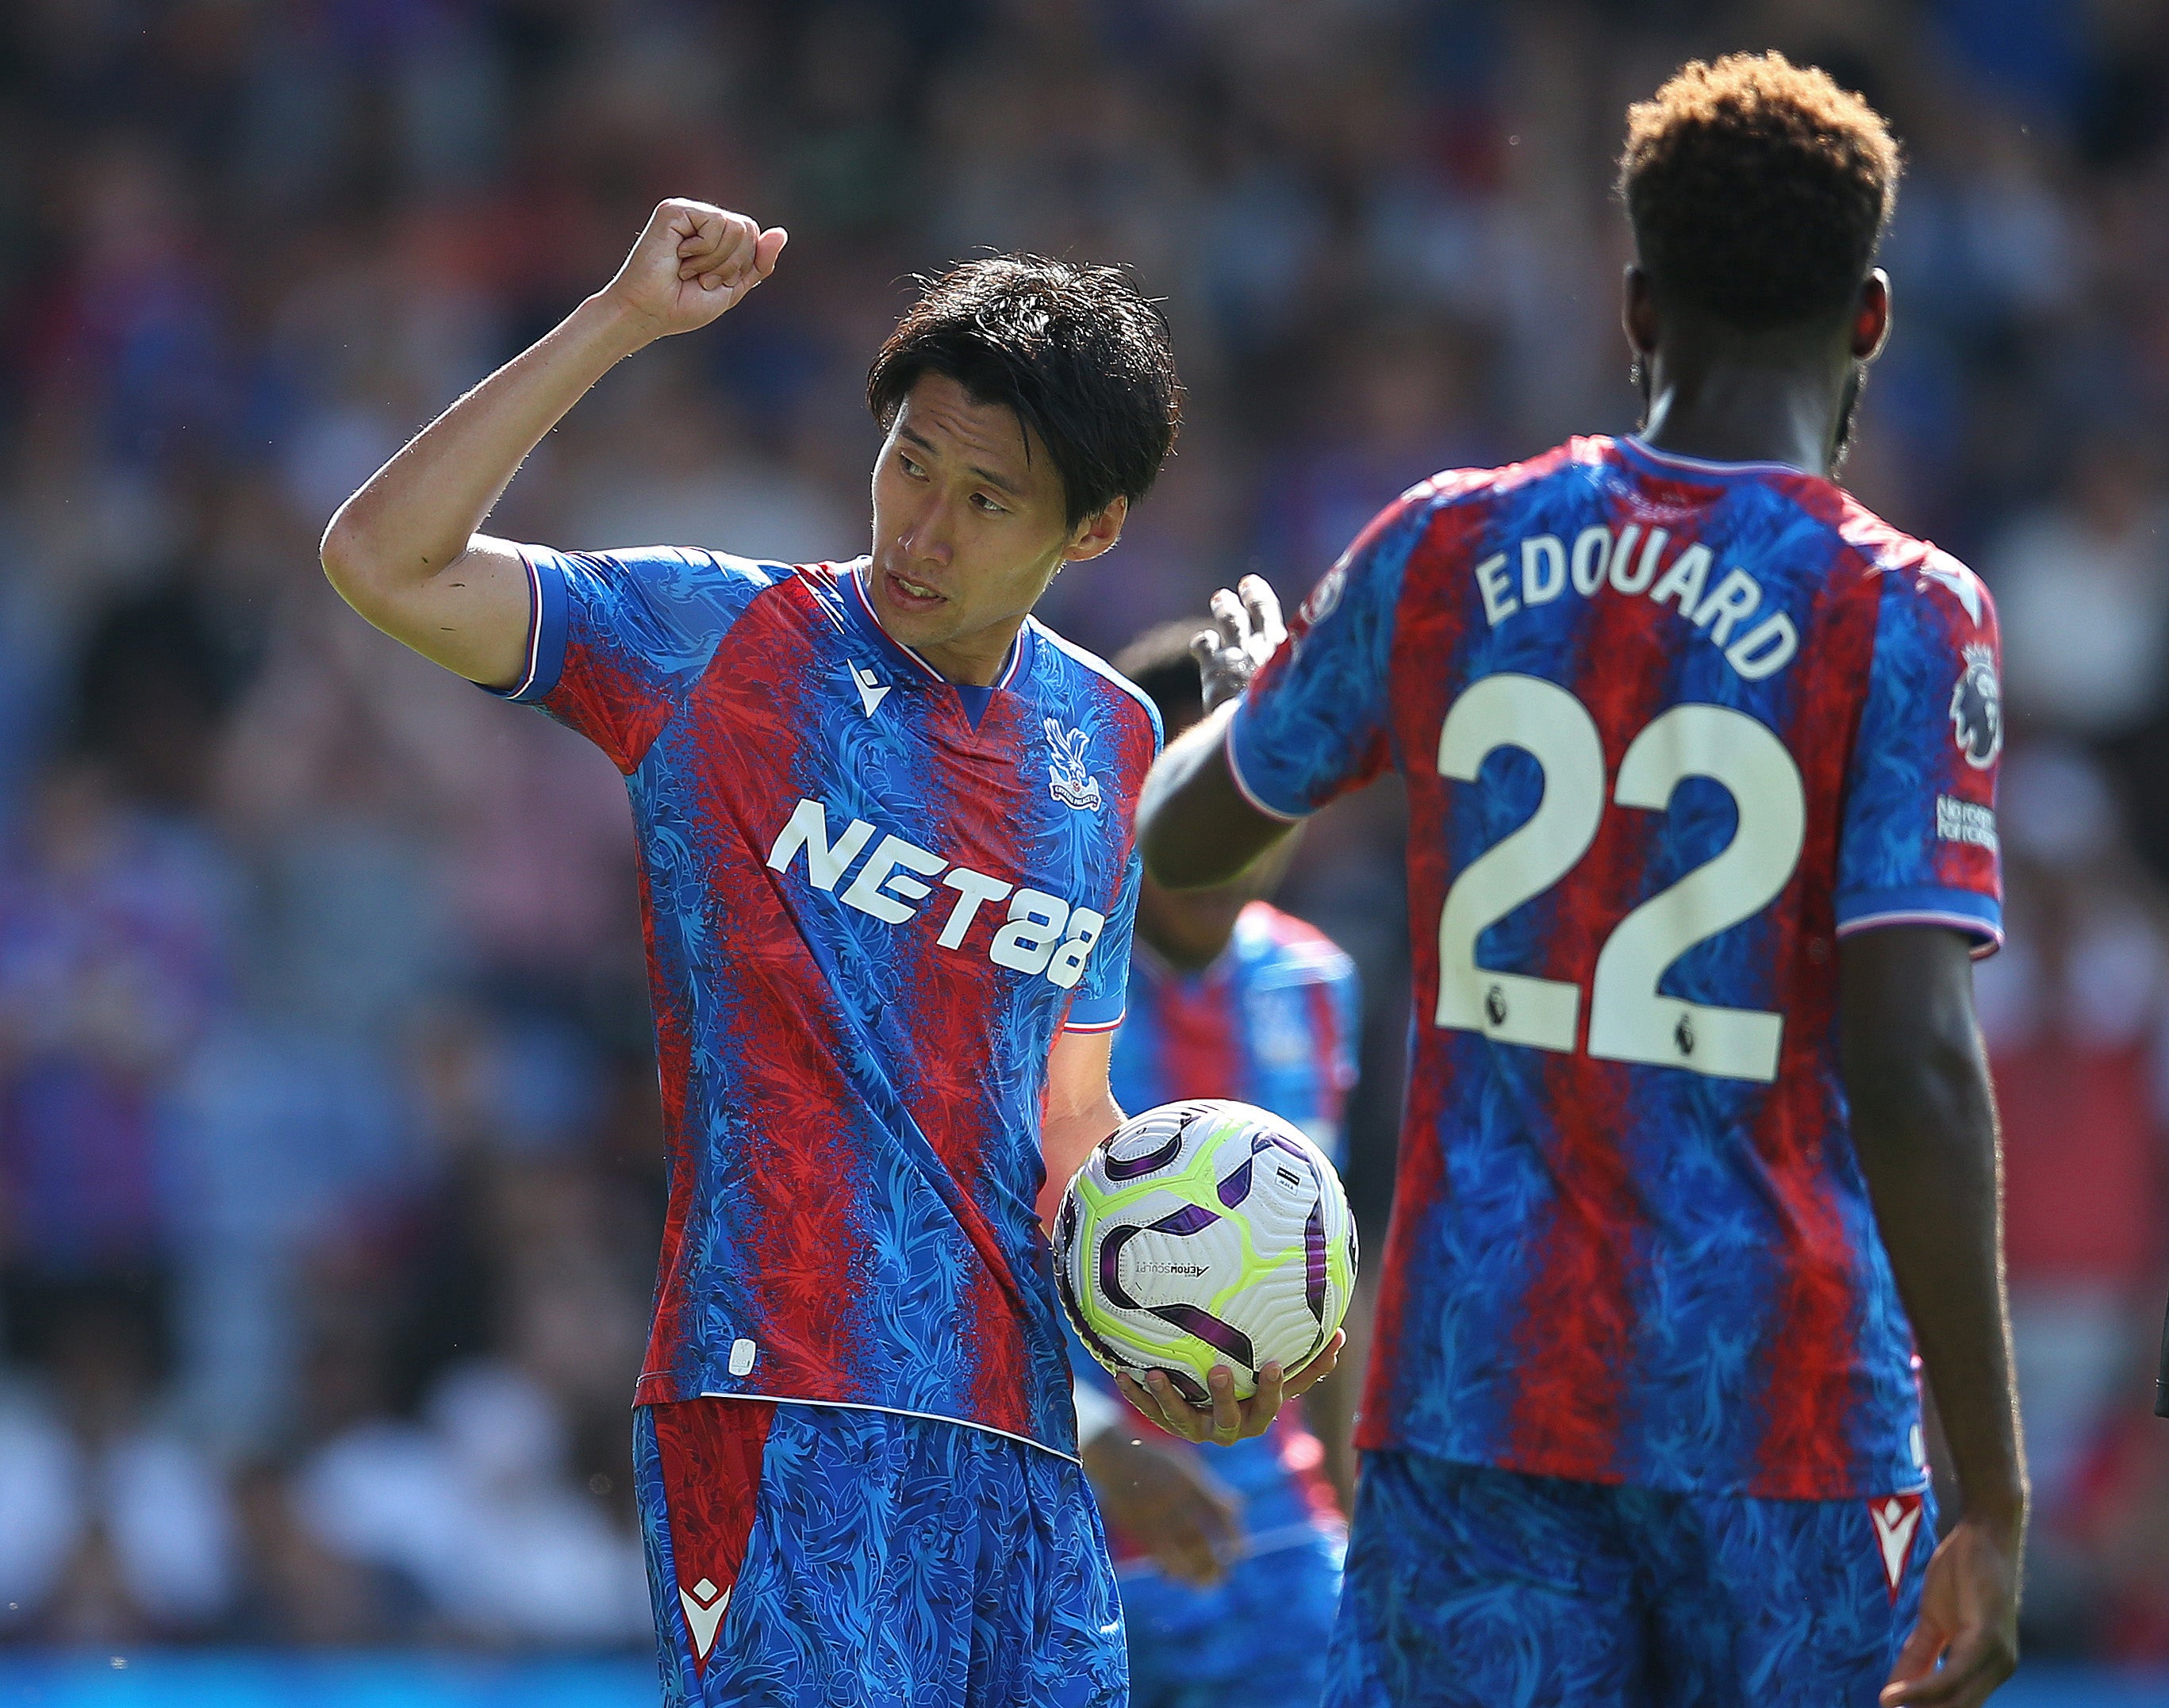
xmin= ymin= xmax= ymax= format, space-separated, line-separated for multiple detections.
xmin=507 ymin=548 xmax=1158 ymax=1456
xmin=1230 ymin=438 xmax=1999 ymax=1499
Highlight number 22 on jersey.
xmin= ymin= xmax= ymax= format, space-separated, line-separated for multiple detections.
xmin=1434 ymin=674 xmax=1805 ymax=1083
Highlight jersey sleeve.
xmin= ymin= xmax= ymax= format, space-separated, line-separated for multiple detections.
xmin=1833 ymin=556 xmax=2004 ymax=953
xmin=1225 ymin=491 xmax=1425 ymax=819
xmin=1064 ymin=842 xmax=1142 ymax=1032
xmin=485 ymin=543 xmax=777 ymax=773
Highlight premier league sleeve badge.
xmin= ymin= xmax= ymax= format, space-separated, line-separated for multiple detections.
xmin=1949 ymin=643 xmax=2002 ymax=770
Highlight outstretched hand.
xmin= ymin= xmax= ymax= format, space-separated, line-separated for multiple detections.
xmin=1112 ymin=1330 xmax=1343 ymax=1446
xmin=1190 ymin=574 xmax=1287 ymax=712
xmin=601 ymin=199 xmax=787 ymax=344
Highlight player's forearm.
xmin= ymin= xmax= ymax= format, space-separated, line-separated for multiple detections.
xmin=1038 ymin=1093 xmax=1123 ymax=1231
xmin=321 ymin=294 xmax=653 ymax=607
xmin=1843 ymin=973 xmax=2027 ymax=1540
xmin=1136 ymin=707 xmax=1291 ymax=889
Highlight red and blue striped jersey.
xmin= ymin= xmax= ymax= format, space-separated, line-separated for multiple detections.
xmin=495 ymin=547 xmax=1159 ymax=1458
xmin=1227 ymin=436 xmax=2003 ymax=1500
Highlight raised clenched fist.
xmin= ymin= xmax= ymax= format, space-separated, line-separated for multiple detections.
xmin=600 ymin=199 xmax=788 ymax=344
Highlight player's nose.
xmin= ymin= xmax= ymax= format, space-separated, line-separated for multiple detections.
xmin=896 ymin=497 xmax=955 ymax=567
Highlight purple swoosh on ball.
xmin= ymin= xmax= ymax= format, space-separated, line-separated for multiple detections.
xmin=1104 ymin=1129 xmax=1184 ymax=1180
xmin=1217 ymin=1157 xmax=1254 ymax=1207
xmin=1098 ymin=1224 xmax=1146 ymax=1311
xmin=1256 ymin=1130 xmax=1318 ymax=1166
xmin=1148 ymin=1303 xmax=1254 ymax=1369
xmin=1305 ymin=1199 xmax=1327 ymax=1320
xmin=1151 ymin=1202 xmax=1221 ymax=1236
xmin=1058 ymin=1260 xmax=1142 ymax=1378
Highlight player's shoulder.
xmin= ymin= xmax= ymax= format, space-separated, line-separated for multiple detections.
xmin=1019 ymin=619 xmax=1165 ymax=759
xmin=1798 ymin=491 xmax=1997 ymax=637
xmin=1587 ymin=447 xmax=1996 ymax=635
xmin=556 ymin=541 xmax=789 ymax=593
xmin=1232 ymin=901 xmax=1357 ymax=988
xmin=1396 ymin=436 xmax=1611 ymax=516
xmin=1358 ymin=438 xmax=1620 ymax=576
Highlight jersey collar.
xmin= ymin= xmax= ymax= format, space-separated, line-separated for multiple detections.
xmin=844 ymin=560 xmax=1034 ymax=693
xmin=1617 ymin=435 xmax=1818 ymax=480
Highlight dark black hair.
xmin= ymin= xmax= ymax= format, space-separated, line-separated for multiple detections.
xmin=1619 ymin=51 xmax=1901 ymax=332
xmin=1111 ymin=619 xmax=1207 ymax=737
xmin=867 ymin=256 xmax=1182 ymax=527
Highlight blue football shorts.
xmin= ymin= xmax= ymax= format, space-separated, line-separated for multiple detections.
xmin=634 ymin=1398 xmax=1126 ymax=1707
xmin=1328 ymin=1451 xmax=1937 ymax=1708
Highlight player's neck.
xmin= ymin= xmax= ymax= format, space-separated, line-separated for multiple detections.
xmin=1635 ymin=329 xmax=1858 ymax=478
xmin=1637 ymin=376 xmax=1841 ymax=477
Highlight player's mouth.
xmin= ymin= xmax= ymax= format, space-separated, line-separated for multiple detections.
xmin=883 ymin=568 xmax=946 ymax=613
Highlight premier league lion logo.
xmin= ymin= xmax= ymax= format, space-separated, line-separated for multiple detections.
xmin=1949 ymin=643 xmax=2002 ymax=770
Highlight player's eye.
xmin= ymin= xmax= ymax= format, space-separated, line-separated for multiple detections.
xmin=898 ymin=452 xmax=927 ymax=480
xmin=971 ymin=492 xmax=1008 ymax=515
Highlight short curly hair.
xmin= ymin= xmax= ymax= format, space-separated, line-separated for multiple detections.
xmin=867 ymin=257 xmax=1182 ymax=527
xmin=1619 ymin=52 xmax=1901 ymax=333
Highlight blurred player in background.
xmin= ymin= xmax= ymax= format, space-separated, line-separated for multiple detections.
xmin=1070 ymin=620 xmax=1363 ymax=1708
xmin=1135 ymin=54 xmax=2025 ymax=1708
xmin=318 ymin=202 xmax=1334 ymax=1705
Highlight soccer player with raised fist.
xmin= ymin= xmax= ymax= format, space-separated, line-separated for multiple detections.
xmin=1140 ymin=54 xmax=2026 ymax=1708
xmin=321 ymin=201 xmax=1335 ymax=1703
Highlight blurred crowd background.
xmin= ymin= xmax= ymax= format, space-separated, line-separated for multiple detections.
xmin=0 ymin=0 xmax=2166 ymax=1673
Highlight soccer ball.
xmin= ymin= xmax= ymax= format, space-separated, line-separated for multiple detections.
xmin=1054 ymin=1100 xmax=1357 ymax=1403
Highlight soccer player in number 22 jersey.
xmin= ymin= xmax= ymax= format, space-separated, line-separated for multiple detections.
xmin=321 ymin=205 xmax=1336 ymax=1705
xmin=1138 ymin=55 xmax=2026 ymax=1708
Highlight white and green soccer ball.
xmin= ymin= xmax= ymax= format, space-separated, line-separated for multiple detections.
xmin=1054 ymin=1100 xmax=1357 ymax=1403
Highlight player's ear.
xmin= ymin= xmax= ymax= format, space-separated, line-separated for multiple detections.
xmin=1852 ymin=269 xmax=1892 ymax=364
xmin=1063 ymin=496 xmax=1128 ymax=564
xmin=1622 ymin=265 xmax=1660 ymax=357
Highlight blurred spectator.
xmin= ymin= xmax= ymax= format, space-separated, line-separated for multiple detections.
xmin=292 ymin=1359 xmax=646 ymax=1649
xmin=2059 ymin=1390 xmax=2169 ymax=1662
xmin=1973 ymin=745 xmax=2169 ymax=1651
xmin=0 ymin=1284 xmax=235 ymax=1641
xmin=0 ymin=758 xmax=236 ymax=1289
xmin=1986 ymin=439 xmax=2169 ymax=747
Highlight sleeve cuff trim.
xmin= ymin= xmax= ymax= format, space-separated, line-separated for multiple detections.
xmin=1834 ymin=887 xmax=2003 ymax=958
xmin=478 ymin=547 xmax=568 ymax=704
xmin=1062 ymin=1013 xmax=1125 ymax=1034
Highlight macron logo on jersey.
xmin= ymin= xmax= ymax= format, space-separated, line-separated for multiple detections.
xmin=849 ymin=660 xmax=891 ymax=719
xmin=765 ymin=797 xmax=1108 ymax=990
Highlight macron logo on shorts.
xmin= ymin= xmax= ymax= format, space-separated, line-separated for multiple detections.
xmin=680 ymin=1576 xmax=729 ymax=1661
xmin=1869 ymin=1493 xmax=1925 ymax=1602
